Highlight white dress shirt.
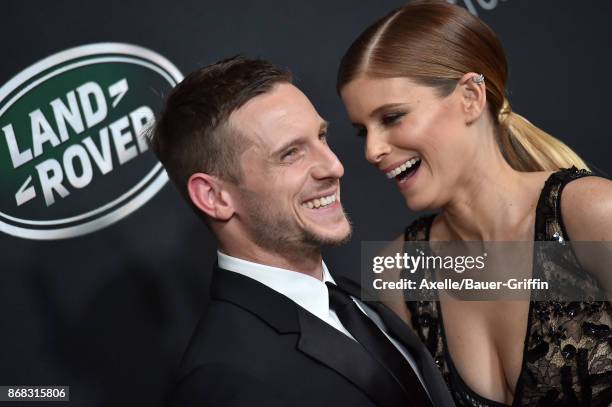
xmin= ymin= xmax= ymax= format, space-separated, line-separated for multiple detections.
xmin=217 ymin=251 xmax=429 ymax=392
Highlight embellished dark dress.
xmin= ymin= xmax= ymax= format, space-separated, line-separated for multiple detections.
xmin=404 ymin=168 xmax=612 ymax=407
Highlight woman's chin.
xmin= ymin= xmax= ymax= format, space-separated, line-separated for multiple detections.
xmin=404 ymin=198 xmax=423 ymax=212
xmin=403 ymin=194 xmax=435 ymax=212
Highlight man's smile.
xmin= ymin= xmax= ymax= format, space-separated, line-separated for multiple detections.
xmin=302 ymin=191 xmax=338 ymax=209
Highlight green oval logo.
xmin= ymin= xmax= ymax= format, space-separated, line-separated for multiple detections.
xmin=0 ymin=43 xmax=183 ymax=240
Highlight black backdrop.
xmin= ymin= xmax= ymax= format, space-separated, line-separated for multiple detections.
xmin=1 ymin=1 xmax=611 ymax=406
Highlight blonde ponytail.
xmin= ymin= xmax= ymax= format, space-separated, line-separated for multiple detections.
xmin=496 ymin=99 xmax=590 ymax=172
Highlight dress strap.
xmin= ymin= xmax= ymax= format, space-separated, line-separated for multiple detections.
xmin=404 ymin=214 xmax=436 ymax=242
xmin=534 ymin=166 xmax=594 ymax=241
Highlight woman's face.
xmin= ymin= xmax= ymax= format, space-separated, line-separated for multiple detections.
xmin=340 ymin=76 xmax=477 ymax=211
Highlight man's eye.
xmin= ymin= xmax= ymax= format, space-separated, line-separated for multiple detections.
xmin=355 ymin=128 xmax=366 ymax=138
xmin=281 ymin=148 xmax=298 ymax=160
xmin=381 ymin=112 xmax=406 ymax=126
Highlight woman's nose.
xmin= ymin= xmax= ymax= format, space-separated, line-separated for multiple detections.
xmin=365 ymin=132 xmax=392 ymax=165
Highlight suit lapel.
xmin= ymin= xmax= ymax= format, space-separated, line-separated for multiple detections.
xmin=211 ymin=266 xmax=411 ymax=406
xmin=372 ymin=303 xmax=456 ymax=406
xmin=334 ymin=276 xmax=456 ymax=407
xmin=296 ymin=308 xmax=411 ymax=407
xmin=211 ymin=265 xmax=300 ymax=334
xmin=333 ymin=275 xmax=427 ymax=354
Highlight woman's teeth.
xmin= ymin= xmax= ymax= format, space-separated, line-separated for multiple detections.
xmin=304 ymin=193 xmax=337 ymax=209
xmin=385 ymin=157 xmax=421 ymax=179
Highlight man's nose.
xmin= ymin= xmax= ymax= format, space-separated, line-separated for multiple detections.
xmin=365 ymin=131 xmax=391 ymax=165
xmin=312 ymin=144 xmax=345 ymax=180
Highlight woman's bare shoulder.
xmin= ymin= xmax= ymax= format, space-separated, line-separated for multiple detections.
xmin=561 ymin=175 xmax=612 ymax=241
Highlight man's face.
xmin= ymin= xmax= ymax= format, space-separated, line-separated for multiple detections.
xmin=228 ymin=83 xmax=351 ymax=251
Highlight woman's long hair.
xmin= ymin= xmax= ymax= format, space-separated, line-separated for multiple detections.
xmin=337 ymin=0 xmax=589 ymax=171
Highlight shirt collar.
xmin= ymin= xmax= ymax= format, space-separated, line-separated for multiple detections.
xmin=217 ymin=250 xmax=336 ymax=321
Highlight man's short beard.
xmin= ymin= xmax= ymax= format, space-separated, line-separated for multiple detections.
xmin=302 ymin=213 xmax=353 ymax=247
xmin=239 ymin=189 xmax=352 ymax=254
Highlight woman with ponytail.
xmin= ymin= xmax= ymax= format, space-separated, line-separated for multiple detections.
xmin=338 ymin=1 xmax=611 ymax=406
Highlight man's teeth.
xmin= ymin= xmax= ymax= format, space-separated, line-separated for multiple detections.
xmin=304 ymin=193 xmax=337 ymax=209
xmin=385 ymin=157 xmax=421 ymax=179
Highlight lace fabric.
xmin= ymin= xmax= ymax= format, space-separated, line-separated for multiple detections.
xmin=404 ymin=168 xmax=612 ymax=407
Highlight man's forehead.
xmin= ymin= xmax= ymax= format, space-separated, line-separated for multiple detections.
xmin=229 ymin=83 xmax=324 ymax=148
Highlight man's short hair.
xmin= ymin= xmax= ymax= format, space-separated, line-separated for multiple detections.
xmin=149 ymin=56 xmax=293 ymax=215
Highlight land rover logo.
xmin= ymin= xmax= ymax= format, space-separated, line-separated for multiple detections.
xmin=0 ymin=43 xmax=183 ymax=240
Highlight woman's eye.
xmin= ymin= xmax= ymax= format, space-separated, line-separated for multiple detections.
xmin=319 ymin=132 xmax=328 ymax=143
xmin=355 ymin=128 xmax=366 ymax=138
xmin=381 ymin=112 xmax=405 ymax=126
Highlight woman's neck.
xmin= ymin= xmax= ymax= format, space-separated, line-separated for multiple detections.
xmin=439 ymin=153 xmax=541 ymax=241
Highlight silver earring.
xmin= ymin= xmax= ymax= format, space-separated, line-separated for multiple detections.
xmin=472 ymin=74 xmax=485 ymax=84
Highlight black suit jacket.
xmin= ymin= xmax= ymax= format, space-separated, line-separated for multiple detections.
xmin=169 ymin=266 xmax=455 ymax=407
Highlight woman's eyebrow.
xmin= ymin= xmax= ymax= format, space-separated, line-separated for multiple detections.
xmin=369 ymin=103 xmax=407 ymax=118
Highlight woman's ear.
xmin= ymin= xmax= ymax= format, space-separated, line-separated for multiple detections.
xmin=187 ymin=173 xmax=235 ymax=221
xmin=458 ymin=72 xmax=487 ymax=125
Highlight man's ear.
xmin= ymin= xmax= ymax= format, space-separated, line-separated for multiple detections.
xmin=457 ymin=72 xmax=487 ymax=125
xmin=187 ymin=173 xmax=235 ymax=221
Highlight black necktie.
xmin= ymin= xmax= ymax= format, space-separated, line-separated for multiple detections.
xmin=326 ymin=282 xmax=432 ymax=407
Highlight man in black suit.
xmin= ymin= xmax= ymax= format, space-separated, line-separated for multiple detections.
xmin=150 ymin=56 xmax=454 ymax=407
